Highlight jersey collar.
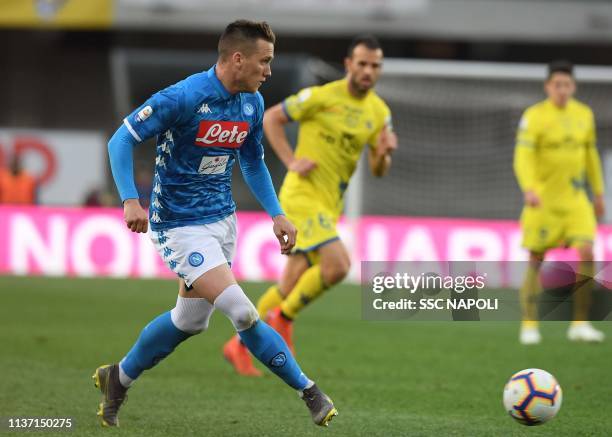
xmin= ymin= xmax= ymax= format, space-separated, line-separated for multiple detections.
xmin=546 ymin=97 xmax=574 ymax=112
xmin=207 ymin=65 xmax=232 ymax=100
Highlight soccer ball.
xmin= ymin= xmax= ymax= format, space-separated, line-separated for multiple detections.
xmin=503 ymin=368 xmax=562 ymax=425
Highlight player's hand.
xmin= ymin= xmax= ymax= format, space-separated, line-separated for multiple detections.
xmin=272 ymin=215 xmax=297 ymax=255
xmin=123 ymin=198 xmax=149 ymax=233
xmin=288 ymin=158 xmax=317 ymax=177
xmin=594 ymin=194 xmax=605 ymax=219
xmin=524 ymin=190 xmax=540 ymax=208
xmin=376 ymin=128 xmax=398 ymax=157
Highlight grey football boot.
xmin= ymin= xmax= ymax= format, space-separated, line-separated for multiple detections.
xmin=299 ymin=384 xmax=338 ymax=426
xmin=92 ymin=364 xmax=128 ymax=427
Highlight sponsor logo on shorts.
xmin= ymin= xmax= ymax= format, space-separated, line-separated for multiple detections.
xmin=198 ymin=155 xmax=229 ymax=175
xmin=269 ymin=352 xmax=287 ymax=367
xmin=194 ymin=121 xmax=249 ymax=148
xmin=188 ymin=252 xmax=204 ymax=267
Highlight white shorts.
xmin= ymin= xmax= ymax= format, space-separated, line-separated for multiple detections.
xmin=149 ymin=214 xmax=237 ymax=287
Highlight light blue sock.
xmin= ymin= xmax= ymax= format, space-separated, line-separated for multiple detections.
xmin=120 ymin=311 xmax=192 ymax=380
xmin=239 ymin=320 xmax=310 ymax=390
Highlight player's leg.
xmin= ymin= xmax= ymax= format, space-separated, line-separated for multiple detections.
xmin=257 ymin=196 xmax=311 ymax=320
xmin=223 ymin=220 xmax=308 ymax=374
xmin=192 ymin=263 xmax=337 ymax=426
xmin=518 ymin=206 xmax=555 ymax=344
xmin=267 ymin=240 xmax=349 ymax=353
xmin=519 ymin=250 xmax=545 ymax=345
xmin=119 ymin=279 xmax=215 ymax=382
xmin=93 ymin=225 xmax=221 ymax=427
xmin=566 ymin=210 xmax=604 ymax=342
xmin=256 ymin=253 xmax=310 ymax=353
xmin=225 ymin=253 xmax=308 ymax=368
xmin=221 ymin=215 xmax=265 ymax=376
xmin=266 ymin=206 xmax=341 ymax=349
xmin=94 ymin=280 xmax=214 ymax=427
xmin=257 ymin=253 xmax=310 ymax=319
xmin=279 ymin=239 xmax=350 ymax=319
xmin=574 ymin=241 xmax=595 ymax=321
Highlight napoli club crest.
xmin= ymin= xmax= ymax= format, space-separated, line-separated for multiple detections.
xmin=243 ymin=103 xmax=255 ymax=116
xmin=188 ymin=252 xmax=204 ymax=267
xmin=269 ymin=352 xmax=287 ymax=367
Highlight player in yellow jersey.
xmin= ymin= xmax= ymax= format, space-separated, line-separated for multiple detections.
xmin=223 ymin=35 xmax=397 ymax=375
xmin=514 ymin=60 xmax=605 ymax=345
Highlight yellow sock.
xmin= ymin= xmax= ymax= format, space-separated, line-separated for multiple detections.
xmin=256 ymin=285 xmax=284 ymax=319
xmin=573 ymin=261 xmax=594 ymax=321
xmin=280 ymin=264 xmax=327 ymax=319
xmin=520 ymin=262 xmax=541 ymax=325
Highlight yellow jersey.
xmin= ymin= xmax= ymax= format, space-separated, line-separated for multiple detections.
xmin=514 ymin=98 xmax=604 ymax=211
xmin=279 ymin=78 xmax=392 ymax=215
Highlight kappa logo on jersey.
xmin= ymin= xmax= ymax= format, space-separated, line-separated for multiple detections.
xmin=136 ymin=105 xmax=153 ymax=122
xmin=195 ymin=121 xmax=249 ymax=148
xmin=197 ymin=103 xmax=212 ymax=114
xmin=198 ymin=155 xmax=229 ymax=175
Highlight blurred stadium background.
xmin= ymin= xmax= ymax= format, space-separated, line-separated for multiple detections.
xmin=1 ymin=1 xmax=612 ymax=436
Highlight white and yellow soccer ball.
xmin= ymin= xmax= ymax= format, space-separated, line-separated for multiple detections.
xmin=503 ymin=368 xmax=562 ymax=425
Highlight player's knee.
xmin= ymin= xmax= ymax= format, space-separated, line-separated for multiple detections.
xmin=321 ymin=258 xmax=351 ymax=286
xmin=227 ymin=300 xmax=258 ymax=331
xmin=170 ymin=296 xmax=214 ymax=334
xmin=214 ymin=284 xmax=259 ymax=331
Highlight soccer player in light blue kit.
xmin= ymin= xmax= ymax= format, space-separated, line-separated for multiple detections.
xmin=93 ymin=20 xmax=337 ymax=428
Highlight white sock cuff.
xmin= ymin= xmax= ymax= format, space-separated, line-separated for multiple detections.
xmin=118 ymin=360 xmax=134 ymax=388
xmin=297 ymin=379 xmax=315 ymax=396
xmin=170 ymin=295 xmax=214 ymax=334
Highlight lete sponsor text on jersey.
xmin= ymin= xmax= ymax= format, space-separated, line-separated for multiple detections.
xmin=195 ymin=121 xmax=249 ymax=148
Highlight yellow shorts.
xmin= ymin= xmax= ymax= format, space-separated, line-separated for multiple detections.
xmin=520 ymin=204 xmax=596 ymax=253
xmin=281 ymin=194 xmax=340 ymax=256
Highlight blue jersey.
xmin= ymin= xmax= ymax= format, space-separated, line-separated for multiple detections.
xmin=122 ymin=66 xmax=266 ymax=231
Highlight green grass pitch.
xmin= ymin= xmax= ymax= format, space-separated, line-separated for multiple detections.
xmin=1 ymin=275 xmax=610 ymax=436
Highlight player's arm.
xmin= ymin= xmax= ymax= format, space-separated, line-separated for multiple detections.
xmin=368 ymin=111 xmax=397 ymax=177
xmin=108 ymin=86 xmax=183 ymax=233
xmin=108 ymin=125 xmax=149 ymax=233
xmin=263 ymin=104 xmax=293 ymax=167
xmin=241 ymin=97 xmax=296 ymax=254
xmin=264 ymin=87 xmax=323 ymax=177
xmin=239 ymin=155 xmax=296 ymax=255
xmin=513 ymin=110 xmax=539 ymax=207
xmin=368 ymin=127 xmax=397 ymax=177
xmin=585 ymin=111 xmax=605 ymax=217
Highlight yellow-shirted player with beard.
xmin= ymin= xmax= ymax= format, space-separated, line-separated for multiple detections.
xmin=223 ymin=35 xmax=397 ymax=375
xmin=514 ymin=60 xmax=605 ymax=345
